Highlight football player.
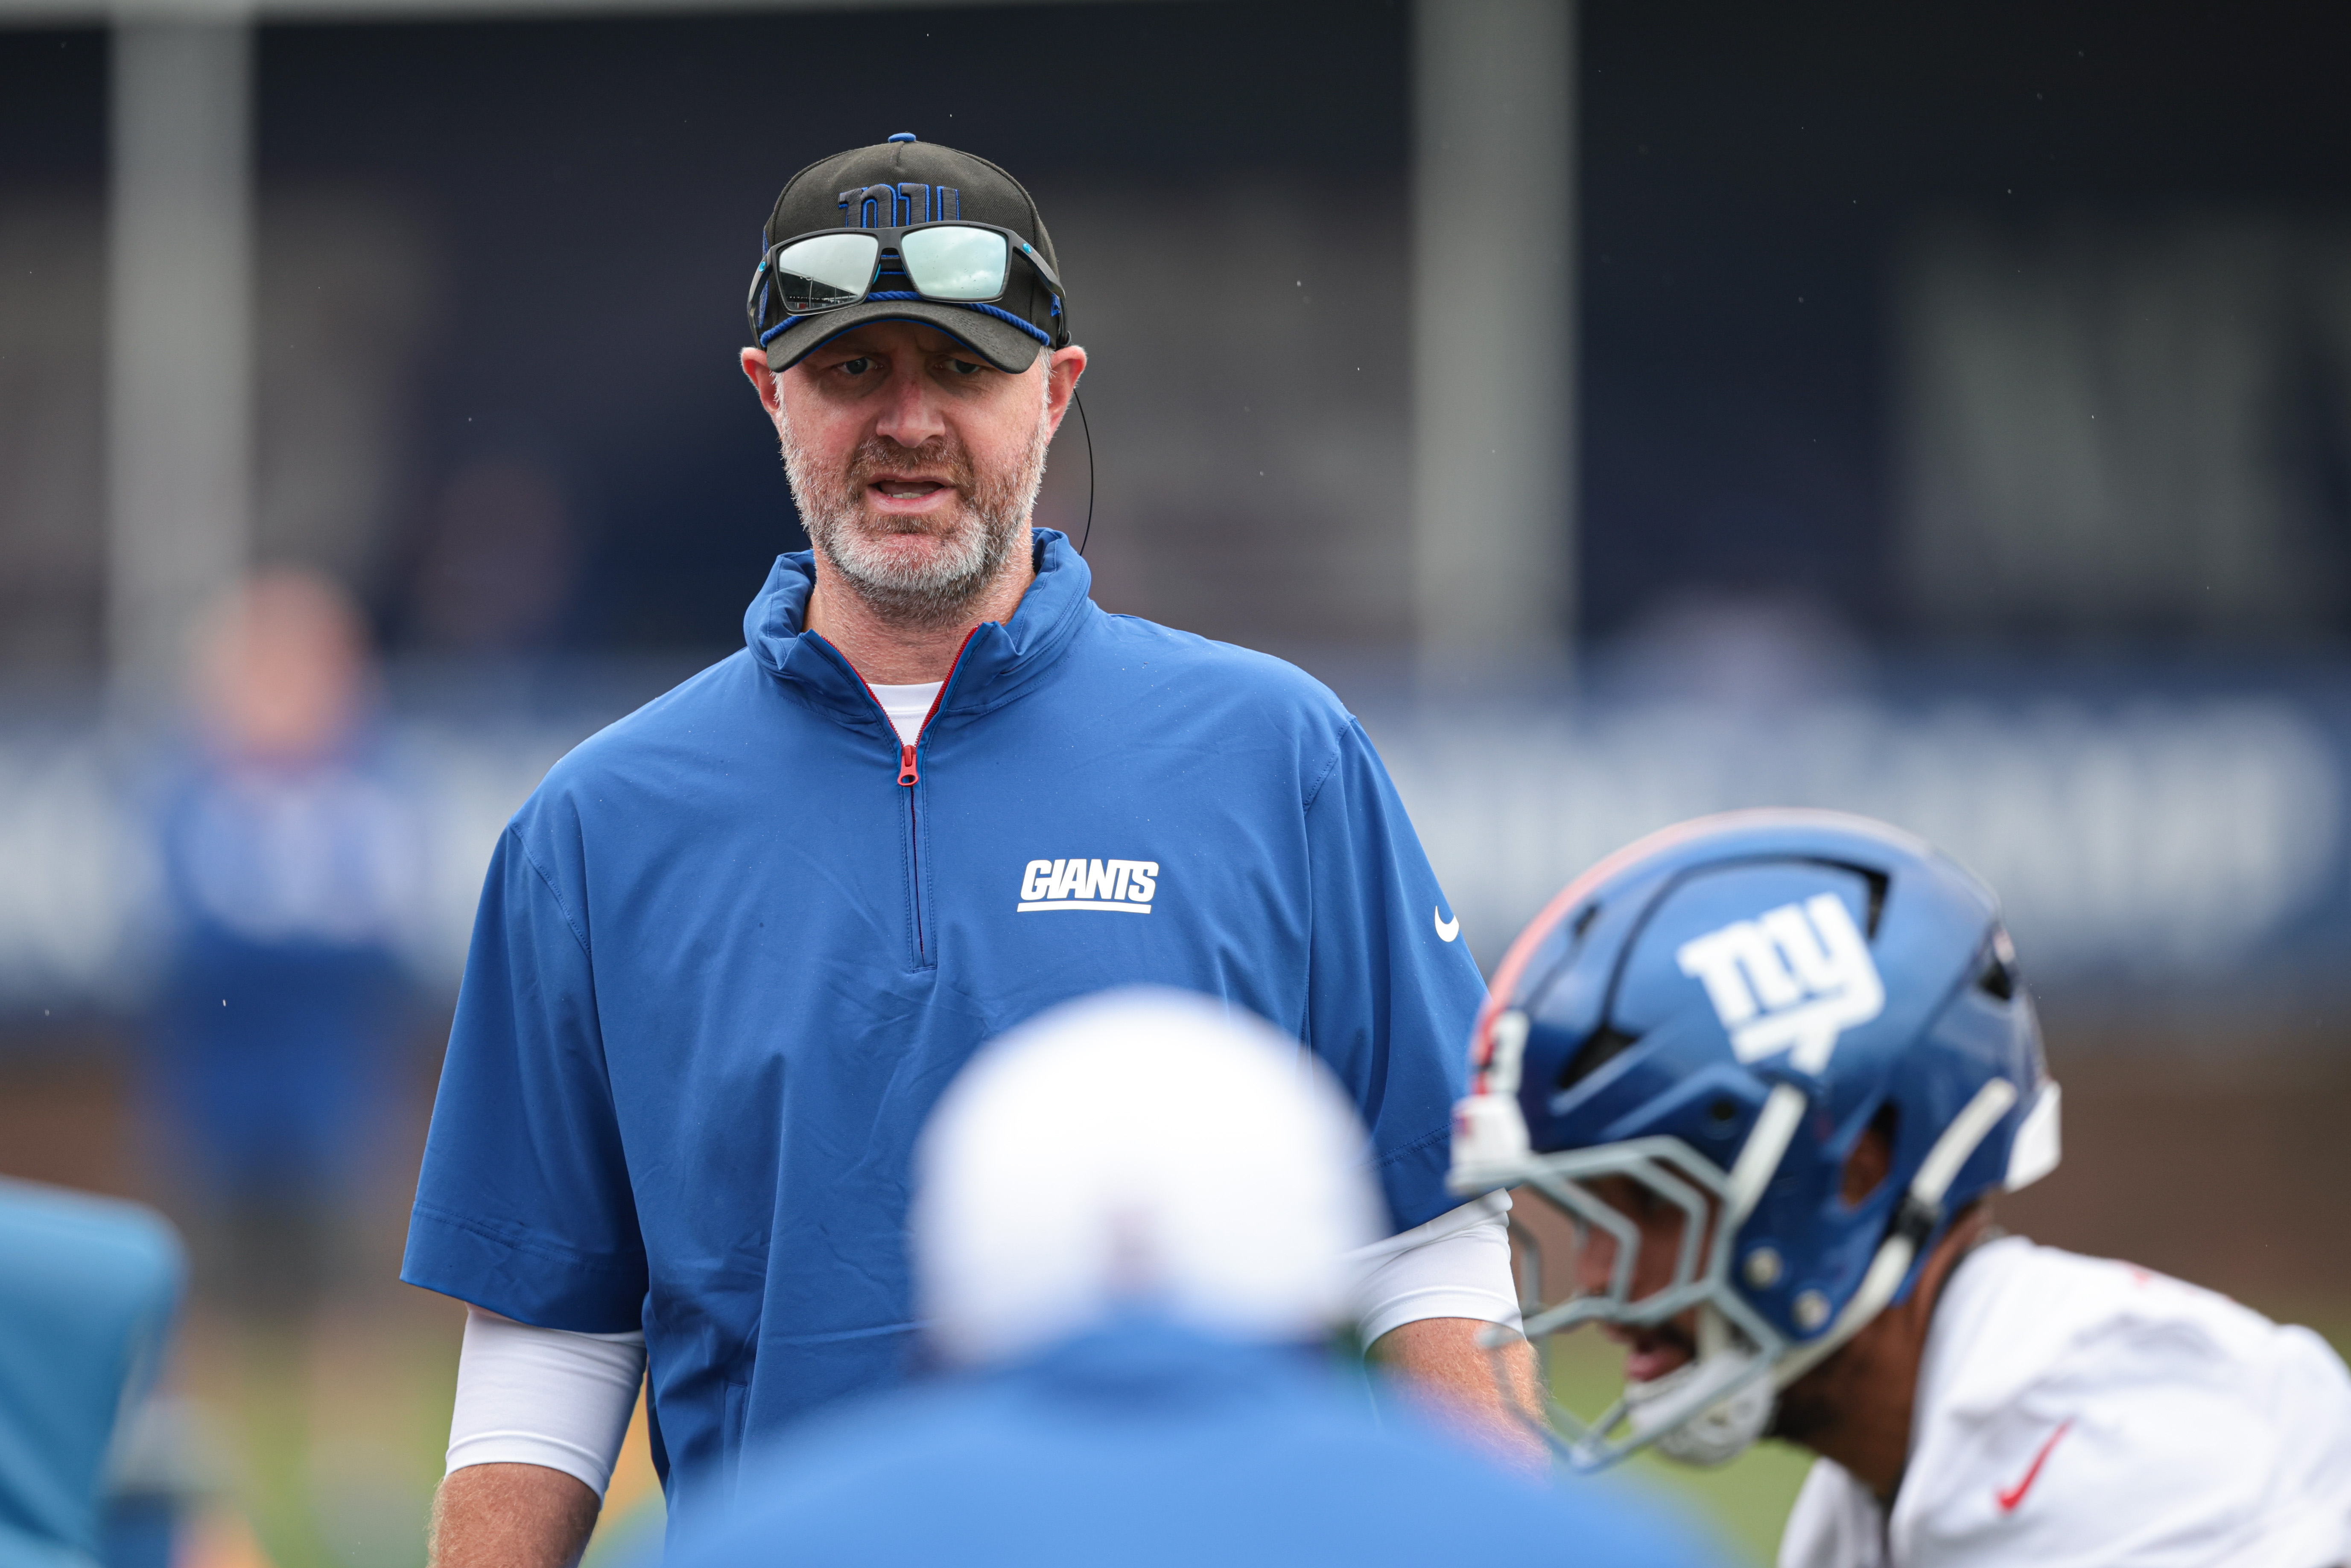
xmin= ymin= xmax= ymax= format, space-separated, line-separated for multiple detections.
xmin=1446 ymin=809 xmax=2351 ymax=1567
xmin=661 ymin=989 xmax=1721 ymax=1568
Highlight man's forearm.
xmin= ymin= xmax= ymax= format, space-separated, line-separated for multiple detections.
xmin=430 ymin=1463 xmax=602 ymax=1568
xmin=1371 ymin=1316 xmax=1551 ymax=1479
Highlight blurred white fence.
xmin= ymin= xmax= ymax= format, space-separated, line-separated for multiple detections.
xmin=0 ymin=694 xmax=2343 ymax=1014
xmin=1379 ymin=697 xmax=2343 ymax=981
xmin=0 ymin=723 xmax=578 ymax=1012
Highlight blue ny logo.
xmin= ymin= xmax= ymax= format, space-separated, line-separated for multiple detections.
xmin=838 ymin=184 xmax=963 ymax=227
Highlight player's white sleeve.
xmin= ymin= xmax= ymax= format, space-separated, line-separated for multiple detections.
xmin=446 ymin=1307 xmax=646 ymax=1498
xmin=1343 ymin=1190 xmax=1524 ymax=1346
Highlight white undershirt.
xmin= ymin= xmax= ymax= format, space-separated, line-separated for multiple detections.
xmin=444 ymin=1194 xmax=1522 ymax=1495
xmin=870 ymin=681 xmax=943 ymax=746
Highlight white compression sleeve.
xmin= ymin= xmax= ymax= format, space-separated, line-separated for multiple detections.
xmin=445 ymin=1202 xmax=1519 ymax=1490
xmin=1343 ymin=1190 xmax=1525 ymax=1346
xmin=447 ymin=1307 xmax=647 ymax=1498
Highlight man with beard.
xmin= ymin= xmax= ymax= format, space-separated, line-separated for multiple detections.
xmin=1444 ymin=809 xmax=2351 ymax=1568
xmin=407 ymin=136 xmax=1534 ymax=1568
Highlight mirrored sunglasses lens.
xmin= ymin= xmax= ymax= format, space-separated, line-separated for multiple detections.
xmin=776 ymin=233 xmax=878 ymax=314
xmin=900 ymin=226 xmax=1008 ymax=302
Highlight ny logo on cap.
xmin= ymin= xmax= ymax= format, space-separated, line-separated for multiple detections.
xmin=839 ymin=184 xmax=963 ymax=228
xmin=1674 ymin=893 xmax=1884 ymax=1074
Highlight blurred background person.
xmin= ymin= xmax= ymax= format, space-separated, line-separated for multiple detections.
xmin=142 ymin=568 xmax=425 ymax=1567
xmin=662 ymin=988 xmax=1725 ymax=1568
xmin=149 ymin=567 xmax=419 ymax=1323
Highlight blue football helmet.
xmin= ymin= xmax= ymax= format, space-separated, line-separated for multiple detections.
xmin=1447 ymin=809 xmax=2060 ymax=1470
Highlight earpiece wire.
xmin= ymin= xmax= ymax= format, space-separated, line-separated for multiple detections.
xmin=1074 ymin=390 xmax=1096 ymax=556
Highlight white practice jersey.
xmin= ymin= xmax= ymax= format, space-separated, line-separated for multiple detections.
xmin=1779 ymin=1236 xmax=2351 ymax=1568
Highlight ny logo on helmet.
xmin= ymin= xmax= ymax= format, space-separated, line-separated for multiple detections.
xmin=1674 ymin=893 xmax=1885 ymax=1074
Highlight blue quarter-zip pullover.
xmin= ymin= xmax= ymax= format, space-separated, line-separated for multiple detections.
xmin=401 ymin=531 xmax=1486 ymax=1537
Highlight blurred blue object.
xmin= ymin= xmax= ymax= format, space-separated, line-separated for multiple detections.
xmin=94 ymin=1498 xmax=171 ymax=1568
xmin=660 ymin=1315 xmax=1726 ymax=1568
xmin=0 ymin=1179 xmax=184 ymax=1568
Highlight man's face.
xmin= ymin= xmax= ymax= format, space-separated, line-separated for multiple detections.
xmin=1571 ymin=1174 xmax=1709 ymax=1384
xmin=1566 ymin=1122 xmax=1891 ymax=1420
xmin=743 ymin=321 xmax=1083 ymax=627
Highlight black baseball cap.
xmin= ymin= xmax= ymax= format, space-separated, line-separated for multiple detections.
xmin=755 ymin=134 xmax=1069 ymax=376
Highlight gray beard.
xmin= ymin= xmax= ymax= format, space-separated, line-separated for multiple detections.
xmin=783 ymin=394 xmax=1051 ymax=631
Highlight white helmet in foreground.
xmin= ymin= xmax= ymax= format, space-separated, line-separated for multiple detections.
xmin=913 ymin=987 xmax=1386 ymax=1367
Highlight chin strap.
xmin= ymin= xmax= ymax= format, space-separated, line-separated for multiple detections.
xmin=1770 ymin=1075 xmax=2019 ymax=1390
xmin=1626 ymin=1307 xmax=1776 ymax=1466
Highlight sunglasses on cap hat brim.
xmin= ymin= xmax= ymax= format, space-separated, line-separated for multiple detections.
xmin=748 ymin=221 xmax=1065 ymax=348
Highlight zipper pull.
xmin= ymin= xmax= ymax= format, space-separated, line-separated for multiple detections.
xmin=898 ymin=743 xmax=920 ymax=786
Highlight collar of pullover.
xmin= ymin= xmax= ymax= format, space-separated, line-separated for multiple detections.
xmin=742 ymin=528 xmax=1096 ymax=734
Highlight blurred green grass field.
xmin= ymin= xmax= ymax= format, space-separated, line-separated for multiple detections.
xmin=161 ymin=1294 xmax=2351 ymax=1568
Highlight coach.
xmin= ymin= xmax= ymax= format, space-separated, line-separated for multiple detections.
xmin=408 ymin=134 xmax=1529 ymax=1567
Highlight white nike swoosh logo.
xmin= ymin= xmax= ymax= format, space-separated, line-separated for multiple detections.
xmin=1434 ymin=907 xmax=1460 ymax=943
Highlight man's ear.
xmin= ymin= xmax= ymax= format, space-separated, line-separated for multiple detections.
xmin=1043 ymin=344 xmax=1087 ymax=439
xmin=740 ymin=347 xmax=783 ymax=416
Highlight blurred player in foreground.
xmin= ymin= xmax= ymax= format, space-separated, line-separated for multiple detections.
xmin=663 ymin=989 xmax=1722 ymax=1568
xmin=0 ymin=1179 xmax=184 ymax=1567
xmin=1446 ymin=809 xmax=2351 ymax=1568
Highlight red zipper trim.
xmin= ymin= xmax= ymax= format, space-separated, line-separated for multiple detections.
xmin=866 ymin=625 xmax=981 ymax=967
xmin=890 ymin=626 xmax=980 ymax=786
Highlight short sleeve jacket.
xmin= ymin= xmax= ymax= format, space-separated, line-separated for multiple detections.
xmin=400 ymin=532 xmax=1488 ymax=1538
